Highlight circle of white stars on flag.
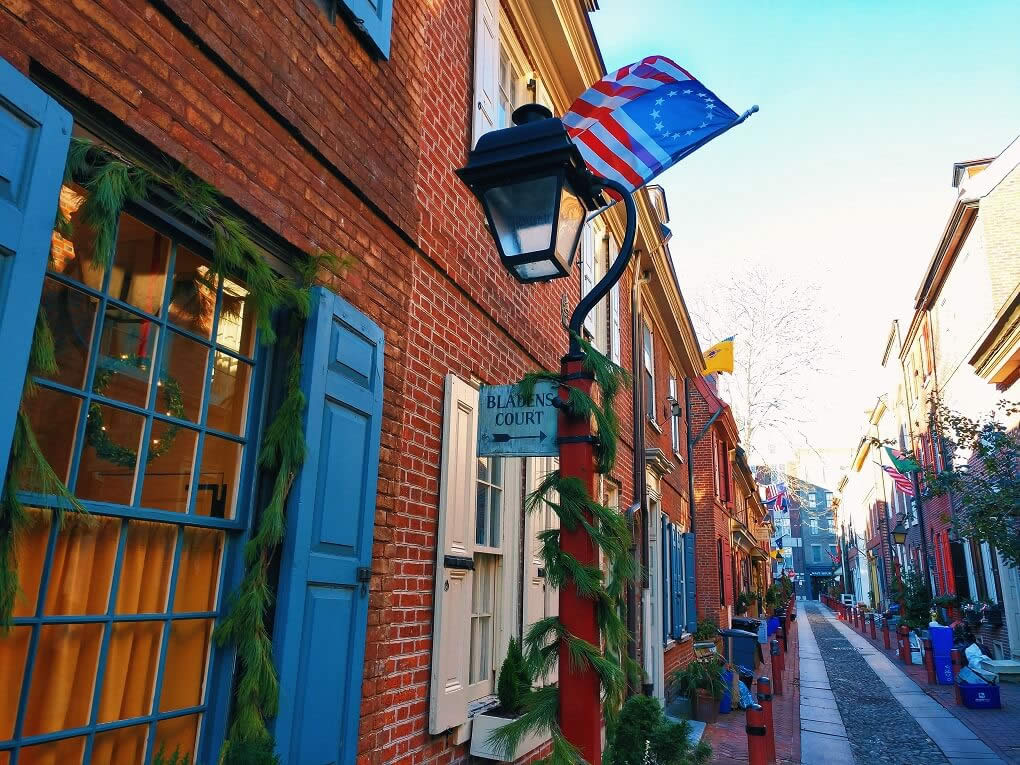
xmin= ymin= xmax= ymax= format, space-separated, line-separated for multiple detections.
xmin=649 ymin=89 xmax=719 ymax=140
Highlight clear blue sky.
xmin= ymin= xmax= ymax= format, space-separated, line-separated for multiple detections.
xmin=591 ymin=0 xmax=1020 ymax=456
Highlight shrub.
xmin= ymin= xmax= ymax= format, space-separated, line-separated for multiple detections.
xmin=693 ymin=619 xmax=718 ymax=642
xmin=604 ymin=695 xmax=711 ymax=765
xmin=496 ymin=636 xmax=532 ymax=716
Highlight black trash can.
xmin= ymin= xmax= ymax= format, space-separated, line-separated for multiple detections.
xmin=718 ymin=628 xmax=761 ymax=671
xmin=732 ymin=616 xmax=764 ymax=638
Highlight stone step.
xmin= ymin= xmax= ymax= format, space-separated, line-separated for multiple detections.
xmin=980 ymin=658 xmax=1020 ymax=682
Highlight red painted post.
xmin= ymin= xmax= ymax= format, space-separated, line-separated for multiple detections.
xmin=898 ymin=625 xmax=911 ymax=664
xmin=869 ymin=613 xmax=877 ymax=639
xmin=882 ymin=619 xmax=891 ymax=650
xmin=746 ymin=703 xmax=768 ymax=765
xmin=923 ymin=638 xmax=936 ymax=684
xmin=556 ymin=357 xmax=601 ymax=764
xmin=770 ymin=639 xmax=783 ymax=695
xmin=757 ymin=676 xmax=776 ymax=765
xmin=951 ymin=648 xmax=962 ymax=680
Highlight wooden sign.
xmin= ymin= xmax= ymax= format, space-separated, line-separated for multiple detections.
xmin=477 ymin=381 xmax=559 ymax=457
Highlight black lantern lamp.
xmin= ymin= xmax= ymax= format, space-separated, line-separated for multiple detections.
xmin=456 ymin=104 xmax=606 ymax=283
xmin=892 ymin=519 xmax=908 ymax=546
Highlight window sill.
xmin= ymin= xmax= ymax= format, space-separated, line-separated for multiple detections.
xmin=673 ymin=451 xmax=685 ymax=464
xmin=647 ymin=418 xmax=662 ymax=434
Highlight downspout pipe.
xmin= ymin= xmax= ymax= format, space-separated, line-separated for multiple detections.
xmin=631 ymin=262 xmax=651 ymax=697
xmin=624 ymin=500 xmax=640 ymax=694
xmin=632 ymin=262 xmax=649 ymax=585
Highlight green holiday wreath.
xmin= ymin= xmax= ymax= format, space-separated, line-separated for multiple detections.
xmin=86 ymin=354 xmax=185 ymax=468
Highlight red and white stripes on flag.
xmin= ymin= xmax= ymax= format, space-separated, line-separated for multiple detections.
xmin=882 ymin=465 xmax=914 ymax=496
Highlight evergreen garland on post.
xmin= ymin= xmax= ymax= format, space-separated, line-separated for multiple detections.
xmin=491 ymin=340 xmax=638 ymax=764
xmin=1 ymin=138 xmax=351 ymax=762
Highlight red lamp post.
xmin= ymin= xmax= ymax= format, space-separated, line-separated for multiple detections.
xmin=458 ymin=104 xmax=638 ymax=764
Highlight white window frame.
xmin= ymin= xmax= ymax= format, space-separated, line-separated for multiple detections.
xmin=429 ymin=375 xmax=523 ymax=733
xmin=668 ymin=373 xmax=681 ymax=455
xmin=643 ymin=322 xmax=655 ymax=422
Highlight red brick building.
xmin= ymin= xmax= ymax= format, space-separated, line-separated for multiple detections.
xmin=0 ymin=0 xmax=773 ymax=762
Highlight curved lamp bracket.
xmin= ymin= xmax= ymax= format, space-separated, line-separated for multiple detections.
xmin=567 ymin=177 xmax=637 ymax=357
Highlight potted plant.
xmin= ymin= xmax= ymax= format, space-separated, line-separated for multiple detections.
xmin=933 ymin=593 xmax=959 ymax=623
xmin=604 ymin=695 xmax=712 ymax=765
xmin=764 ymin=584 xmax=779 ymax=612
xmin=470 ymin=637 xmax=546 ymax=761
xmin=981 ymin=602 xmax=1004 ymax=627
xmin=674 ymin=659 xmax=725 ymax=724
xmin=962 ymin=600 xmax=984 ymax=626
xmin=693 ymin=618 xmax=720 ymax=652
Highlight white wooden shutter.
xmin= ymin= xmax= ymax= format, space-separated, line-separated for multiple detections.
xmin=608 ymin=234 xmax=621 ymax=364
xmin=471 ymin=0 xmax=499 ymax=146
xmin=525 ymin=457 xmax=559 ymax=684
xmin=581 ymin=224 xmax=596 ymax=336
xmin=429 ymin=375 xmax=479 ymax=733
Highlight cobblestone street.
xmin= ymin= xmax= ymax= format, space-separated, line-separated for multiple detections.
xmin=805 ymin=604 xmax=948 ymax=764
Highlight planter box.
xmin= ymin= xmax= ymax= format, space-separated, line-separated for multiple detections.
xmin=470 ymin=712 xmax=548 ymax=761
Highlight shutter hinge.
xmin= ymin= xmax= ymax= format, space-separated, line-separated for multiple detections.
xmin=357 ymin=566 xmax=372 ymax=595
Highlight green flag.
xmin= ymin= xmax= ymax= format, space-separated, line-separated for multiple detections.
xmin=886 ymin=447 xmax=920 ymax=473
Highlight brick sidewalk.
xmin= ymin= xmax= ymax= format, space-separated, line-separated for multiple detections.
xmin=831 ymin=608 xmax=1019 ymax=764
xmin=703 ymin=618 xmax=801 ymax=764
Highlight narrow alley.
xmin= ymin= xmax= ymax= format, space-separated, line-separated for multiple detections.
xmin=796 ymin=602 xmax=1009 ymax=765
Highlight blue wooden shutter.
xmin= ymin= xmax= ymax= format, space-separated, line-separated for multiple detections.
xmin=0 ymin=57 xmax=71 ymax=474
xmin=272 ymin=287 xmax=384 ymax=765
xmin=684 ymin=533 xmax=697 ymax=633
xmin=661 ymin=514 xmax=669 ymax=643
xmin=341 ymin=0 xmax=392 ymax=58
xmin=671 ymin=526 xmax=683 ymax=639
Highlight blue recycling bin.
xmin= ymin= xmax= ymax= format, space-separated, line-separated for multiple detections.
xmin=768 ymin=616 xmax=779 ymax=635
xmin=929 ymin=625 xmax=953 ymax=657
xmin=934 ymin=655 xmax=954 ymax=685
xmin=719 ymin=669 xmax=733 ymax=714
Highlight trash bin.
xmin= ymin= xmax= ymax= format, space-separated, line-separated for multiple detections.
xmin=719 ymin=669 xmax=733 ymax=714
xmin=767 ymin=616 xmax=780 ymax=635
xmin=719 ymin=628 xmax=761 ymax=671
xmin=732 ymin=616 xmax=766 ymax=640
xmin=929 ymin=625 xmax=953 ymax=657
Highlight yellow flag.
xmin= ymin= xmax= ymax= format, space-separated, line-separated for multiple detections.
xmin=702 ymin=336 xmax=735 ymax=375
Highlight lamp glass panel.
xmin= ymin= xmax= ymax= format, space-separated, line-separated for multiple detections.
xmin=513 ymin=260 xmax=561 ymax=281
xmin=483 ymin=175 xmax=559 ymax=258
xmin=553 ymin=187 xmax=586 ymax=268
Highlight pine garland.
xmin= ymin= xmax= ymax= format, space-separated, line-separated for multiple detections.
xmin=2 ymin=138 xmax=350 ymax=764
xmin=491 ymin=341 xmax=637 ymax=764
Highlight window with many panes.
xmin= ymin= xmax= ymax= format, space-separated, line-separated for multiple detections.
xmin=470 ymin=456 xmax=503 ymax=698
xmin=643 ymin=323 xmax=655 ymax=421
xmin=668 ymin=374 xmax=681 ymax=455
xmin=497 ymin=45 xmax=525 ymax=130
xmin=0 ymin=180 xmax=260 ymax=762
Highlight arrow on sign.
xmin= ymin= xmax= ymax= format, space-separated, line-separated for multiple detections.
xmin=492 ymin=432 xmax=547 ymax=443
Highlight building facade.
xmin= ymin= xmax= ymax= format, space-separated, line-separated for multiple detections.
xmin=894 ymin=139 xmax=1020 ymax=660
xmin=0 ymin=1 xmax=765 ymax=762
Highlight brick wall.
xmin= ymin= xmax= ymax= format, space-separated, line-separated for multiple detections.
xmin=0 ymin=0 xmax=659 ymax=762
xmin=979 ymin=166 xmax=1020 ymax=311
xmin=688 ymin=383 xmax=732 ymax=627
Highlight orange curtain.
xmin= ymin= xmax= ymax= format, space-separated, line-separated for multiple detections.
xmin=0 ymin=515 xmax=218 ymax=764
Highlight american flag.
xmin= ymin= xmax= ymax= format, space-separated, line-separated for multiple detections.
xmin=562 ymin=55 xmax=754 ymax=193
xmin=883 ymin=465 xmax=915 ymax=496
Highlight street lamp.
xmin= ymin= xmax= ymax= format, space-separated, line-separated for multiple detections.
xmin=456 ymin=104 xmax=606 ymax=283
xmin=458 ymin=102 xmax=638 ymax=765
xmin=892 ymin=519 xmax=908 ymax=546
